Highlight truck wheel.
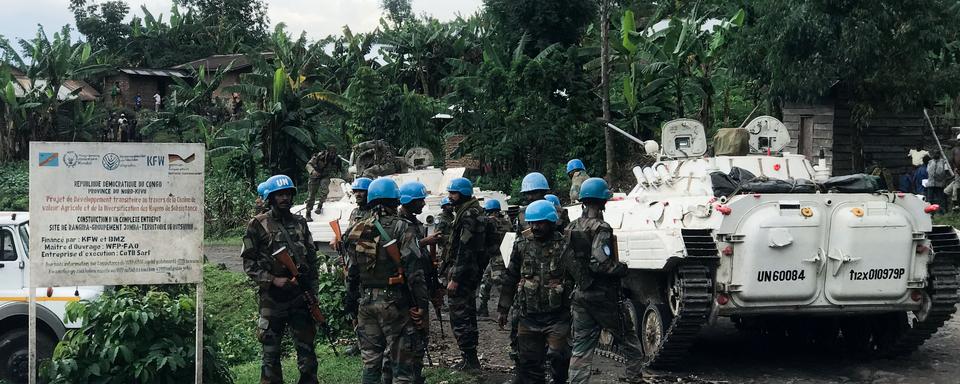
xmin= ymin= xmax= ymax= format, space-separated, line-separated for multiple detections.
xmin=640 ymin=303 xmax=671 ymax=358
xmin=0 ymin=328 xmax=56 ymax=384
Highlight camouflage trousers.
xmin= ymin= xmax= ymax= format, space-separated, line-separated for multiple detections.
xmin=478 ymin=262 xmax=505 ymax=309
xmin=357 ymin=288 xmax=423 ymax=384
xmin=306 ymin=176 xmax=330 ymax=213
xmin=516 ymin=311 xmax=571 ymax=384
xmin=568 ymin=300 xmax=643 ymax=383
xmin=257 ymin=294 xmax=318 ymax=384
xmin=448 ymin=281 xmax=479 ymax=354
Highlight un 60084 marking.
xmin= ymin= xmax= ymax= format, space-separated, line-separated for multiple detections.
xmin=757 ymin=269 xmax=806 ymax=282
xmin=849 ymin=268 xmax=905 ymax=281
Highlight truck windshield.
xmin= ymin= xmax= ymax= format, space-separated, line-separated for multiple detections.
xmin=19 ymin=223 xmax=29 ymax=258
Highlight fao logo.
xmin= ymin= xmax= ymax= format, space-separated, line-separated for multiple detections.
xmin=63 ymin=151 xmax=79 ymax=167
xmin=102 ymin=153 xmax=121 ymax=170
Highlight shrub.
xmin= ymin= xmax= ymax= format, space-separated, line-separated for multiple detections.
xmin=43 ymin=288 xmax=233 ymax=384
xmin=0 ymin=161 xmax=28 ymax=211
xmin=205 ymin=170 xmax=256 ymax=238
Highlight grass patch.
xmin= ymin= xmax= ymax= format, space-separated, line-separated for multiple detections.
xmin=933 ymin=212 xmax=960 ymax=228
xmin=204 ymin=236 xmax=244 ymax=247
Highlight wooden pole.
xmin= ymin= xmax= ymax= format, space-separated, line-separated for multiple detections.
xmin=195 ymin=282 xmax=204 ymax=383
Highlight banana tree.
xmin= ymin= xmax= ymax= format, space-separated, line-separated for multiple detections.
xmin=141 ymin=64 xmax=230 ymax=142
xmin=224 ymin=24 xmax=345 ymax=178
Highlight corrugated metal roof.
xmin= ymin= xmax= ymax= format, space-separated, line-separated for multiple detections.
xmin=118 ymin=68 xmax=189 ymax=78
xmin=173 ymin=52 xmax=274 ymax=71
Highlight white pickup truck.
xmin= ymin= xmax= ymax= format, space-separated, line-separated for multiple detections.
xmin=0 ymin=212 xmax=104 ymax=383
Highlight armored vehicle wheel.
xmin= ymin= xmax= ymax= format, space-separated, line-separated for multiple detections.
xmin=0 ymin=328 xmax=55 ymax=384
xmin=640 ymin=303 xmax=670 ymax=358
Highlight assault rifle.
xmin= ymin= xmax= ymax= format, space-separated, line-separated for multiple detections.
xmin=330 ymin=219 xmax=348 ymax=275
xmin=373 ymin=221 xmax=428 ymax=330
xmin=427 ymin=241 xmax=445 ymax=339
xmin=273 ymin=246 xmax=340 ymax=356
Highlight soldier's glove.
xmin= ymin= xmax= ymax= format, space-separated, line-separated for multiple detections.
xmin=409 ymin=307 xmax=427 ymax=330
xmin=497 ymin=312 xmax=508 ymax=330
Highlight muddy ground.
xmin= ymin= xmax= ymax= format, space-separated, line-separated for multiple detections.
xmin=206 ymin=245 xmax=960 ymax=384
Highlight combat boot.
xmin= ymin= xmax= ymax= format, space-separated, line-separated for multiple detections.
xmin=314 ymin=203 xmax=323 ymax=215
xmin=305 ymin=212 xmax=313 ymax=222
xmin=453 ymin=350 xmax=481 ymax=373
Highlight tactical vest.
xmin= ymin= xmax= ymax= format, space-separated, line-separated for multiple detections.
xmin=255 ymin=212 xmax=309 ymax=277
xmin=566 ymin=218 xmax=604 ymax=290
xmin=516 ymin=233 xmax=570 ymax=315
xmin=348 ymin=213 xmax=403 ymax=288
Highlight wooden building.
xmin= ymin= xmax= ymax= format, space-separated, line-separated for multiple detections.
xmin=102 ymin=68 xmax=188 ymax=110
xmin=782 ymin=99 xmax=932 ymax=177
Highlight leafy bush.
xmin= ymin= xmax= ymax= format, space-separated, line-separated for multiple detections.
xmin=0 ymin=161 xmax=28 ymax=211
xmin=43 ymin=288 xmax=233 ymax=384
xmin=203 ymin=264 xmax=260 ymax=365
xmin=205 ymin=170 xmax=256 ymax=238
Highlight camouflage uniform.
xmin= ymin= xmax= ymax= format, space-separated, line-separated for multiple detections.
xmin=356 ymin=140 xmax=399 ymax=178
xmin=435 ymin=210 xmax=455 ymax=273
xmin=445 ymin=197 xmax=487 ymax=363
xmin=399 ymin=207 xmax=444 ymax=384
xmin=566 ymin=214 xmax=643 ymax=383
xmin=478 ymin=211 xmax=513 ymax=315
xmin=350 ymin=206 xmax=373 ymax=227
xmin=569 ymin=171 xmax=590 ymax=202
xmin=499 ymin=230 xmax=574 ymax=384
xmin=306 ymin=149 xmax=338 ymax=214
xmin=344 ymin=206 xmax=430 ymax=384
xmin=241 ymin=208 xmax=319 ymax=384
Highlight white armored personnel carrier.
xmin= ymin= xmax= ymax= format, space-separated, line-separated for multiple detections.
xmin=573 ymin=117 xmax=959 ymax=368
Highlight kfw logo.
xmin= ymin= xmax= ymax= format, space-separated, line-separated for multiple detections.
xmin=147 ymin=155 xmax=165 ymax=166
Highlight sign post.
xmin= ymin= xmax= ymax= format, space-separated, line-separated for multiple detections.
xmin=28 ymin=142 xmax=205 ymax=383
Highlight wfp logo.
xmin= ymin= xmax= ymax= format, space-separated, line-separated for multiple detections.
xmin=102 ymin=153 xmax=121 ymax=170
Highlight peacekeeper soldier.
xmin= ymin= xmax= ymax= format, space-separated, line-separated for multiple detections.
xmin=515 ymin=172 xmax=551 ymax=232
xmin=343 ymin=178 xmax=430 ymax=384
xmin=305 ymin=145 xmax=340 ymax=221
xmin=349 ymin=177 xmax=374 ymax=226
xmin=435 ymin=198 xmax=455 ymax=273
xmin=444 ymin=177 xmax=487 ymax=372
xmin=567 ymin=159 xmax=590 ymax=203
xmin=477 ymin=199 xmax=512 ymax=317
xmin=544 ymin=194 xmax=569 ymax=232
xmin=398 ymin=181 xmax=445 ymax=383
xmin=241 ymin=175 xmax=321 ymax=384
xmin=336 ymin=177 xmax=372 ymax=358
xmin=497 ymin=200 xmax=574 ymax=384
xmin=567 ymin=178 xmax=643 ymax=383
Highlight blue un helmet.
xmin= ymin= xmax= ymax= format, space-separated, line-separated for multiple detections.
xmin=351 ymin=177 xmax=373 ymax=191
xmin=579 ymin=177 xmax=612 ymax=201
xmin=544 ymin=194 xmax=562 ymax=209
xmin=262 ymin=175 xmax=297 ymax=198
xmin=256 ymin=182 xmax=268 ymax=199
xmin=447 ymin=177 xmax=474 ymax=197
xmin=483 ymin=199 xmax=502 ymax=212
xmin=524 ymin=200 xmax=559 ymax=223
xmin=399 ymin=181 xmax=428 ymax=205
xmin=367 ymin=177 xmax=401 ymax=203
xmin=566 ymin=159 xmax=585 ymax=174
xmin=520 ymin=172 xmax=550 ymax=193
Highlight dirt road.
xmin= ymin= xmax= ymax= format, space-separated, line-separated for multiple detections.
xmin=206 ymin=245 xmax=960 ymax=384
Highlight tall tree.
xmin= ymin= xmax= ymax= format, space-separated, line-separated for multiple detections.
xmin=601 ymin=0 xmax=614 ymax=178
xmin=484 ymin=0 xmax=597 ymax=50
xmin=175 ymin=0 xmax=269 ymax=47
xmin=381 ymin=0 xmax=414 ymax=26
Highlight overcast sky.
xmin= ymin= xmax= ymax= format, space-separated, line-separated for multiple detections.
xmin=0 ymin=0 xmax=484 ymax=44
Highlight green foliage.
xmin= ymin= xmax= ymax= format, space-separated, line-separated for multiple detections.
xmin=204 ymin=168 xmax=256 ymax=238
xmin=0 ymin=161 xmax=27 ymax=211
xmin=726 ymin=0 xmax=960 ymax=113
xmin=43 ymin=288 xmax=233 ymax=384
xmin=484 ymin=0 xmax=598 ymax=50
xmin=203 ymin=264 xmax=260 ymax=365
